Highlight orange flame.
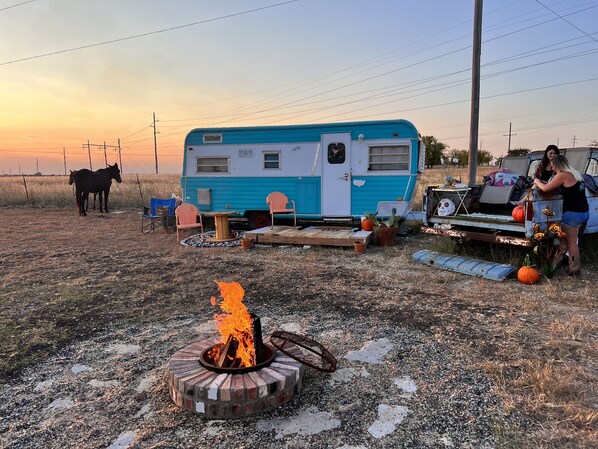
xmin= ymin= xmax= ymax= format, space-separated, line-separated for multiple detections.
xmin=210 ymin=280 xmax=255 ymax=367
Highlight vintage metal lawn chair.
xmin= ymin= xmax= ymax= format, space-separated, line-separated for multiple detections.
xmin=141 ymin=198 xmax=176 ymax=233
xmin=175 ymin=203 xmax=204 ymax=241
xmin=266 ymin=191 xmax=296 ymax=229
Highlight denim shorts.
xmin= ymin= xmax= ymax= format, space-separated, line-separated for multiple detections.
xmin=562 ymin=211 xmax=589 ymax=227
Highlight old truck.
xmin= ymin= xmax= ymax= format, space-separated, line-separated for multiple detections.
xmin=421 ymin=147 xmax=598 ymax=246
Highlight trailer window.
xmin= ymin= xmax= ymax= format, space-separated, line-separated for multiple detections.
xmin=203 ymin=134 xmax=222 ymax=143
xmin=368 ymin=145 xmax=409 ymax=171
xmin=588 ymin=158 xmax=598 ymax=176
xmin=263 ymin=152 xmax=280 ymax=169
xmin=327 ymin=143 xmax=345 ymax=164
xmin=196 ymin=157 xmax=229 ymax=173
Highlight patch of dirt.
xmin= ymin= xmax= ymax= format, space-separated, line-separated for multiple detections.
xmin=0 ymin=208 xmax=596 ymax=448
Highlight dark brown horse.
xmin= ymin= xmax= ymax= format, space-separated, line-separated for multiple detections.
xmin=74 ymin=164 xmax=122 ymax=216
xmin=69 ymin=170 xmax=97 ymax=211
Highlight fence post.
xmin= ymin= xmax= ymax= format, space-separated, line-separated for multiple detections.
xmin=136 ymin=174 xmax=144 ymax=205
xmin=22 ymin=175 xmax=30 ymax=204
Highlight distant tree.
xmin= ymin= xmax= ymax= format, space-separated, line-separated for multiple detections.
xmin=590 ymin=140 xmax=598 ymax=147
xmin=507 ymin=148 xmax=530 ymax=157
xmin=422 ymin=135 xmax=448 ymax=168
xmin=477 ymin=149 xmax=493 ymax=165
xmin=445 ymin=149 xmax=468 ymax=168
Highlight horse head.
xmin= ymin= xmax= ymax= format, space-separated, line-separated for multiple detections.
xmin=108 ymin=163 xmax=122 ymax=183
xmin=68 ymin=170 xmax=77 ymax=185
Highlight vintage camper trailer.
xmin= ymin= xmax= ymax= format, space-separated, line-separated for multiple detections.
xmin=181 ymin=120 xmax=425 ymax=228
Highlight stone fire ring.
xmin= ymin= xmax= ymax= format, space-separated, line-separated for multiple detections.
xmin=167 ymin=337 xmax=305 ymax=419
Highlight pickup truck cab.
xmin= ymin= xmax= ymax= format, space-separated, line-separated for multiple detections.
xmin=421 ymin=147 xmax=598 ymax=246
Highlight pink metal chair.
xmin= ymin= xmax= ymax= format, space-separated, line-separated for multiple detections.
xmin=266 ymin=192 xmax=296 ymax=229
xmin=175 ymin=203 xmax=204 ymax=240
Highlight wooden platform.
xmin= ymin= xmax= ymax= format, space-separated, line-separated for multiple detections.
xmin=245 ymin=225 xmax=372 ymax=247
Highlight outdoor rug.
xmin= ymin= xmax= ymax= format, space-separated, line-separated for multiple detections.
xmin=180 ymin=230 xmax=245 ymax=248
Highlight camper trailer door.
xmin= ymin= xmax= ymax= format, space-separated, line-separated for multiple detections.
xmin=321 ymin=133 xmax=351 ymax=216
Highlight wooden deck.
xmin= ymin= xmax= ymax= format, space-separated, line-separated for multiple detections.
xmin=245 ymin=225 xmax=372 ymax=247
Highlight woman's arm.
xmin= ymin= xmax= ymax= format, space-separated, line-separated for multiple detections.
xmin=533 ymin=173 xmax=564 ymax=192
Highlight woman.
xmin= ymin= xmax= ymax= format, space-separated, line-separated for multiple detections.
xmin=510 ymin=145 xmax=560 ymax=205
xmin=533 ymin=155 xmax=589 ymax=277
xmin=534 ymin=144 xmax=560 ymax=182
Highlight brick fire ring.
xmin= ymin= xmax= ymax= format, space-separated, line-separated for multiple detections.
xmin=167 ymin=337 xmax=304 ymax=419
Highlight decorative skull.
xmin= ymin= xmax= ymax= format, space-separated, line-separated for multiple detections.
xmin=437 ymin=198 xmax=456 ymax=216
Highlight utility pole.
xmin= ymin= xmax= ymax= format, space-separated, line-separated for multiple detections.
xmin=152 ymin=112 xmax=159 ymax=174
xmin=103 ymin=141 xmax=108 ymax=166
xmin=87 ymin=140 xmax=93 ymax=170
xmin=36 ymin=158 xmax=39 ymax=174
xmin=467 ymin=0 xmax=483 ymax=187
xmin=63 ymin=147 xmax=67 ymax=175
xmin=117 ymin=138 xmax=123 ymax=173
xmin=503 ymin=122 xmax=517 ymax=153
xmin=572 ymin=136 xmax=577 ymax=148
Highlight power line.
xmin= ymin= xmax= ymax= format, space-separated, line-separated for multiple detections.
xmin=0 ymin=0 xmax=38 ymax=12
xmin=0 ymin=1 xmax=299 ymax=66
xmin=535 ymin=0 xmax=598 ymax=44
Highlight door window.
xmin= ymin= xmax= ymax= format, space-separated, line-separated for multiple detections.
xmin=327 ymin=143 xmax=345 ymax=164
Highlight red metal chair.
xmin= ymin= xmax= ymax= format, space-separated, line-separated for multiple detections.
xmin=266 ymin=192 xmax=296 ymax=229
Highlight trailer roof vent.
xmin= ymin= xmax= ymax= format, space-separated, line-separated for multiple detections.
xmin=203 ymin=134 xmax=222 ymax=144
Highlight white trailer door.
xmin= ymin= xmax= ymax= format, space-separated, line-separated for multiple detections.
xmin=321 ymin=133 xmax=351 ymax=216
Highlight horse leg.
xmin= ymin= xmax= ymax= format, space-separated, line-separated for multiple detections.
xmin=104 ymin=189 xmax=110 ymax=213
xmin=98 ymin=191 xmax=104 ymax=213
xmin=93 ymin=193 xmax=97 ymax=210
xmin=76 ymin=187 xmax=87 ymax=216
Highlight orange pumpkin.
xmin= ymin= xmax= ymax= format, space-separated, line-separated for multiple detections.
xmin=512 ymin=205 xmax=525 ymax=223
xmin=518 ymin=255 xmax=539 ymax=285
xmin=361 ymin=218 xmax=375 ymax=231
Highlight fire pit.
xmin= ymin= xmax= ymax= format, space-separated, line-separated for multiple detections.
xmin=167 ymin=281 xmax=306 ymax=418
xmin=167 ymin=336 xmax=304 ymax=419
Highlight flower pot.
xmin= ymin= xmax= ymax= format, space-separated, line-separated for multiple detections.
xmin=354 ymin=241 xmax=366 ymax=253
xmin=241 ymin=238 xmax=252 ymax=250
xmin=375 ymin=226 xmax=397 ymax=246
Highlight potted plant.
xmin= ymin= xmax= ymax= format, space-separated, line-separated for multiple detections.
xmin=365 ymin=208 xmax=404 ymax=246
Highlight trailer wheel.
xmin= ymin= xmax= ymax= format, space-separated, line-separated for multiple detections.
xmin=248 ymin=211 xmax=270 ymax=230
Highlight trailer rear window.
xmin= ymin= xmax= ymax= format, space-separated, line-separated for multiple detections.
xmin=368 ymin=145 xmax=410 ymax=171
xmin=196 ymin=157 xmax=229 ymax=173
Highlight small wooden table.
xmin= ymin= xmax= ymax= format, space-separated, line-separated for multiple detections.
xmin=203 ymin=211 xmax=239 ymax=242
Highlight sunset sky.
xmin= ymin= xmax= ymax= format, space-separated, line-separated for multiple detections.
xmin=1 ymin=0 xmax=597 ymax=175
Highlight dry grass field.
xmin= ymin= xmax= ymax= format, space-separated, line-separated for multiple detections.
xmin=0 ymin=168 xmax=596 ymax=448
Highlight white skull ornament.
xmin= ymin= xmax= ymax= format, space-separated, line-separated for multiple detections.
xmin=437 ymin=198 xmax=456 ymax=216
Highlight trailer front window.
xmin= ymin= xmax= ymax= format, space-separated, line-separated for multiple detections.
xmin=368 ymin=145 xmax=409 ymax=171
xmin=263 ymin=152 xmax=280 ymax=169
xmin=196 ymin=157 xmax=229 ymax=173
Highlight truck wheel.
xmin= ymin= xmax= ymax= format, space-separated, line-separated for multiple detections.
xmin=248 ymin=212 xmax=270 ymax=230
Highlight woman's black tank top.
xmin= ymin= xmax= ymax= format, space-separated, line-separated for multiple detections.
xmin=560 ymin=181 xmax=589 ymax=213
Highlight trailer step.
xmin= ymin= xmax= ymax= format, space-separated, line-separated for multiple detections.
xmin=412 ymin=249 xmax=516 ymax=281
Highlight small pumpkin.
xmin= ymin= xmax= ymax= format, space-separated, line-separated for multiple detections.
xmin=361 ymin=218 xmax=375 ymax=231
xmin=518 ymin=254 xmax=539 ymax=285
xmin=512 ymin=205 xmax=525 ymax=223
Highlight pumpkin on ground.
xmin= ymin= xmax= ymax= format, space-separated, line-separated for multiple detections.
xmin=512 ymin=205 xmax=525 ymax=223
xmin=518 ymin=254 xmax=539 ymax=285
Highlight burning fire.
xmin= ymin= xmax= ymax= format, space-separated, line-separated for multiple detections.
xmin=209 ymin=281 xmax=256 ymax=367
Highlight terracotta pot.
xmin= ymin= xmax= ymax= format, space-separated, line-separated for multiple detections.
xmin=241 ymin=238 xmax=252 ymax=249
xmin=354 ymin=241 xmax=366 ymax=253
xmin=375 ymin=226 xmax=397 ymax=246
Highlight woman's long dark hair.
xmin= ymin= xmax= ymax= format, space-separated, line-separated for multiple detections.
xmin=539 ymin=145 xmax=560 ymax=172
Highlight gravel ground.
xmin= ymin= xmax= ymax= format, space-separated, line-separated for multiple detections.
xmin=1 ymin=208 xmax=595 ymax=448
xmin=0 ymin=313 xmax=506 ymax=449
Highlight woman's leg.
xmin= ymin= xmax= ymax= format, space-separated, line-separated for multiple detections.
xmin=562 ymin=224 xmax=581 ymax=275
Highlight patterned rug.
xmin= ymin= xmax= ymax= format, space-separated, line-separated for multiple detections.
xmin=180 ymin=230 xmax=245 ymax=248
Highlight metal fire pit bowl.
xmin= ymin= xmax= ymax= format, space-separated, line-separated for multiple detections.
xmin=198 ymin=343 xmax=276 ymax=374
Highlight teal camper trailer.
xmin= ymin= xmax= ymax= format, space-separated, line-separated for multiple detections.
xmin=181 ymin=120 xmax=425 ymax=229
